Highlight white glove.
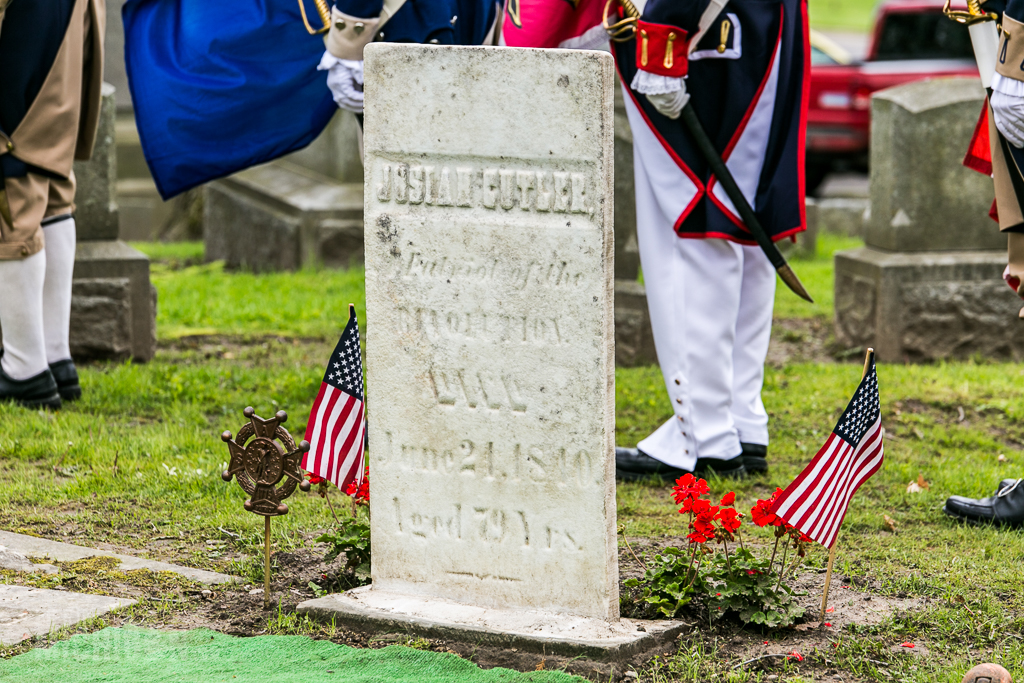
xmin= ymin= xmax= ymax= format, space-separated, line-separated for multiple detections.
xmin=630 ymin=71 xmax=690 ymax=120
xmin=991 ymin=74 xmax=1024 ymax=149
xmin=319 ymin=52 xmax=364 ymax=114
xmin=646 ymin=87 xmax=690 ymax=120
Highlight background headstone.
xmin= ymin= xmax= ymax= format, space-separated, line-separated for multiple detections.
xmin=73 ymin=84 xmax=156 ymax=362
xmin=834 ymin=77 xmax=1021 ymax=362
xmin=203 ymin=112 xmax=365 ymax=271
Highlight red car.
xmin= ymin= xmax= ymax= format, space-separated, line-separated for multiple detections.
xmin=806 ymin=0 xmax=979 ymax=191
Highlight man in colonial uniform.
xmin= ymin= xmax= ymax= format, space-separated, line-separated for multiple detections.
xmin=0 ymin=0 xmax=104 ymax=408
xmin=504 ymin=0 xmax=809 ymax=481
xmin=944 ymin=0 xmax=1024 ymax=526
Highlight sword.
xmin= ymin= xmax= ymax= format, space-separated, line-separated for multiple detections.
xmin=603 ymin=0 xmax=814 ymax=303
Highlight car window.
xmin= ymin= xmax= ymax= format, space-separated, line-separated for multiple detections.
xmin=874 ymin=12 xmax=974 ymax=60
xmin=811 ymin=45 xmax=840 ymax=66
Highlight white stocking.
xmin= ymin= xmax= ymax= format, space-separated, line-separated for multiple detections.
xmin=0 ymin=250 xmax=48 ymax=380
xmin=42 ymin=217 xmax=76 ymax=364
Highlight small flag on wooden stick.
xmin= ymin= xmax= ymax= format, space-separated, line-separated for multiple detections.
xmin=770 ymin=350 xmax=883 ymax=548
xmin=303 ymin=304 xmax=366 ymax=492
xmin=770 ymin=349 xmax=882 ymax=622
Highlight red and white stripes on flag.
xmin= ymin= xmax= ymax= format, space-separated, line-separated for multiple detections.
xmin=770 ymin=357 xmax=883 ymax=549
xmin=302 ymin=305 xmax=365 ymax=491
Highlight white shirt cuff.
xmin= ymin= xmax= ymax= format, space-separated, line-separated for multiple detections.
xmin=630 ymin=70 xmax=684 ymax=95
xmin=993 ymin=72 xmax=1024 ymax=97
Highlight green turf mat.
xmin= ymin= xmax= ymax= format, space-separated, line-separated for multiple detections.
xmin=0 ymin=627 xmax=584 ymax=683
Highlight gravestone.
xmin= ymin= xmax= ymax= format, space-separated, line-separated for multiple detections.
xmin=204 ymin=112 xmax=365 ymax=271
xmin=72 ymin=84 xmax=156 ymax=361
xmin=834 ymin=78 xmax=1024 ymax=362
xmin=298 ymin=44 xmax=682 ymax=656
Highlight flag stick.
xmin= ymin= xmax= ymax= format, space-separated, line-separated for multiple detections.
xmin=264 ymin=515 xmax=272 ymax=609
xmin=820 ymin=347 xmax=875 ymax=623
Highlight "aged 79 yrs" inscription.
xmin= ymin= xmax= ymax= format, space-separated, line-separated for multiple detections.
xmin=362 ymin=45 xmax=616 ymax=620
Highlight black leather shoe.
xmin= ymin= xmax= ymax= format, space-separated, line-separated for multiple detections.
xmin=695 ymin=455 xmax=747 ymax=479
xmin=739 ymin=442 xmax=768 ymax=474
xmin=615 ymin=447 xmax=693 ymax=483
xmin=0 ymin=366 xmax=61 ymax=409
xmin=944 ymin=479 xmax=1024 ymax=527
xmin=49 ymin=359 xmax=82 ymax=402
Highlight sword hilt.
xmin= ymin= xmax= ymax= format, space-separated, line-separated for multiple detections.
xmin=603 ymin=0 xmax=641 ymax=42
xmin=298 ymin=0 xmax=331 ymax=35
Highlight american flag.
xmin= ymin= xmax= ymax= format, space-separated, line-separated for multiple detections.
xmin=302 ymin=305 xmax=365 ymax=491
xmin=770 ymin=355 xmax=883 ymax=549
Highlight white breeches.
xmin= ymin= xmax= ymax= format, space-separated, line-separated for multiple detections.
xmin=627 ymin=97 xmax=776 ymax=472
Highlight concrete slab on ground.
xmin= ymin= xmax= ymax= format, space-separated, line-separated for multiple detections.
xmin=0 ymin=585 xmax=134 ymax=645
xmin=297 ymin=587 xmax=686 ymax=660
xmin=0 ymin=531 xmax=235 ymax=585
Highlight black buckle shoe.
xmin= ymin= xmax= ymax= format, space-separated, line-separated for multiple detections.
xmin=615 ymin=447 xmax=693 ymax=483
xmin=49 ymin=359 xmax=82 ymax=402
xmin=695 ymin=455 xmax=747 ymax=479
xmin=944 ymin=478 xmax=1024 ymax=527
xmin=0 ymin=366 xmax=62 ymax=409
xmin=739 ymin=442 xmax=768 ymax=474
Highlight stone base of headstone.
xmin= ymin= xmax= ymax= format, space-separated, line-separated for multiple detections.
xmin=297 ymin=588 xmax=686 ymax=659
xmin=204 ymin=161 xmax=363 ymax=272
xmin=71 ymin=241 xmax=156 ymax=361
xmin=817 ymin=197 xmax=868 ymax=237
xmin=834 ymin=247 xmax=1024 ymax=362
xmin=615 ymin=280 xmax=657 ymax=367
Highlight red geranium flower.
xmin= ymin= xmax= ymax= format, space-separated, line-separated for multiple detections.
xmin=750 ymin=499 xmax=780 ymax=527
xmin=720 ymin=491 xmax=735 ymax=507
xmin=306 ymin=472 xmax=326 ymax=486
xmin=672 ymin=474 xmax=710 ymax=505
xmin=345 ymin=466 xmax=370 ymax=503
xmin=716 ymin=507 xmax=742 ymax=533
xmin=686 ymin=531 xmax=710 ymax=544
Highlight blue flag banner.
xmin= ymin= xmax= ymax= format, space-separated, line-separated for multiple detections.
xmin=122 ymin=0 xmax=337 ymax=199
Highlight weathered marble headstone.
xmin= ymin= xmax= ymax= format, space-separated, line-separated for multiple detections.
xmin=834 ymin=78 xmax=1024 ymax=362
xmin=298 ymin=44 xmax=681 ymax=655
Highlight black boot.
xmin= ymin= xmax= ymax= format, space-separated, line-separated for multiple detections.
xmin=739 ymin=442 xmax=768 ymax=474
xmin=695 ymin=454 xmax=747 ymax=479
xmin=49 ymin=359 xmax=82 ymax=402
xmin=0 ymin=366 xmax=62 ymax=409
xmin=944 ymin=479 xmax=1024 ymax=527
xmin=615 ymin=447 xmax=693 ymax=483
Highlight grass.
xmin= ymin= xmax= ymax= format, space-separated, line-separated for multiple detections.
xmin=3 ymin=235 xmax=1022 ymax=681
xmin=775 ymin=234 xmax=863 ymax=320
xmin=809 ymin=0 xmax=880 ymax=32
xmin=132 ymin=242 xmax=364 ymax=340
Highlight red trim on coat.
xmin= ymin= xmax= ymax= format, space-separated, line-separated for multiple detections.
xmin=706 ymin=7 xmax=786 ymax=234
xmin=613 ymin=58 xmax=705 ymax=224
xmin=676 ymin=223 xmax=804 ymax=245
xmin=797 ymin=0 xmax=810 ymax=234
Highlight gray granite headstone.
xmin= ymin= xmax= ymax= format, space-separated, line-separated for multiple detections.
xmin=834 ymin=77 xmax=1023 ymax=362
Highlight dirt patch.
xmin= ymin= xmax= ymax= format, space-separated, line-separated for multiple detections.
xmin=767 ymin=317 xmax=850 ymax=366
xmin=0 ymin=535 xmax=930 ymax=682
